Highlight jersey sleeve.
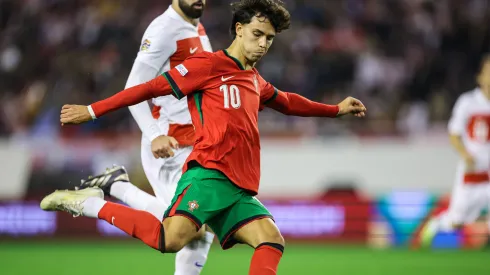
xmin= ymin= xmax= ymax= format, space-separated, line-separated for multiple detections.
xmin=256 ymin=74 xmax=338 ymax=117
xmin=260 ymin=81 xmax=279 ymax=106
xmin=90 ymin=75 xmax=174 ymax=118
xmin=163 ymin=54 xmax=213 ymax=99
xmin=255 ymin=74 xmax=278 ymax=110
xmin=134 ymin=24 xmax=177 ymax=71
xmin=448 ymin=95 xmax=469 ymax=135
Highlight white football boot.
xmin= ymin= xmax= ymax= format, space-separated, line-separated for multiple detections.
xmin=40 ymin=187 xmax=104 ymax=217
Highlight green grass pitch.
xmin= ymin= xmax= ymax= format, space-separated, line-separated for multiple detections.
xmin=1 ymin=241 xmax=488 ymax=275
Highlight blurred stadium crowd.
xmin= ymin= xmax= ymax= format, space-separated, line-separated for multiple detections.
xmin=1 ymin=0 xmax=490 ymax=138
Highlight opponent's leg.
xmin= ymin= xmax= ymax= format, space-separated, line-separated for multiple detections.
xmin=174 ymin=228 xmax=214 ymax=275
xmin=80 ymin=150 xmax=214 ymax=274
xmin=79 ymin=166 xmax=167 ymax=220
xmin=110 ymin=180 xmax=166 ymax=220
xmin=420 ymin=168 xmax=469 ymax=247
xmin=483 ymin=186 xmax=490 ymax=249
xmin=161 ymin=149 xmax=215 ymax=275
xmin=421 ymin=182 xmax=484 ymax=246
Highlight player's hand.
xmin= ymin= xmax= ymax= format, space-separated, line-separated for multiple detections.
xmin=151 ymin=135 xmax=179 ymax=159
xmin=337 ymin=97 xmax=366 ymax=117
xmin=60 ymin=105 xmax=92 ymax=125
xmin=463 ymin=153 xmax=476 ymax=172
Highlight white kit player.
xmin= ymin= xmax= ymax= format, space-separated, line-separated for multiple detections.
xmin=421 ymin=56 xmax=490 ymax=246
xmin=77 ymin=1 xmax=214 ymax=274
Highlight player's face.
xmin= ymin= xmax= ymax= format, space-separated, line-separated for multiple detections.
xmin=178 ymin=0 xmax=205 ymax=19
xmin=236 ymin=16 xmax=276 ymax=63
xmin=478 ymin=61 xmax=490 ymax=96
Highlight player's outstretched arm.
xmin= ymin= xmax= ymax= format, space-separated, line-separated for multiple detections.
xmin=449 ymin=134 xmax=475 ymax=171
xmin=59 ymin=75 xmax=175 ymax=125
xmin=266 ymin=91 xmax=366 ymax=118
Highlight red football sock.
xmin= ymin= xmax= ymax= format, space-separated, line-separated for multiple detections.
xmin=98 ymin=202 xmax=164 ymax=251
xmin=249 ymin=243 xmax=284 ymax=275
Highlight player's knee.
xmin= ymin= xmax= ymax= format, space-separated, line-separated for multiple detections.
xmin=165 ymin=240 xmax=184 ymax=253
xmin=257 ymin=231 xmax=285 ymax=248
xmin=271 ymin=232 xmax=285 ymax=247
xmin=192 ymin=226 xmax=206 ymax=241
xmin=165 ymin=232 xmax=189 ymax=252
xmin=163 ymin=219 xmax=197 ymax=252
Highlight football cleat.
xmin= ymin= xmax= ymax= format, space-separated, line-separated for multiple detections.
xmin=40 ymin=187 xmax=103 ymax=217
xmin=420 ymin=219 xmax=439 ymax=248
xmin=78 ymin=165 xmax=129 ymax=196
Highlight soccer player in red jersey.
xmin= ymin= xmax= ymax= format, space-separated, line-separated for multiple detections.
xmin=41 ymin=1 xmax=366 ymax=274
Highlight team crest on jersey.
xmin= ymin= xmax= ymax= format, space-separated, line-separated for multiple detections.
xmin=140 ymin=39 xmax=151 ymax=52
xmin=188 ymin=200 xmax=199 ymax=212
xmin=253 ymin=75 xmax=259 ymax=93
xmin=472 ymin=117 xmax=489 ymax=142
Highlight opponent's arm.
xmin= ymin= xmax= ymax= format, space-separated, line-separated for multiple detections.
xmin=126 ymin=61 xmax=164 ymax=141
xmin=449 ymin=134 xmax=474 ymax=170
xmin=448 ymin=95 xmax=474 ymax=170
xmin=266 ymin=90 xmax=366 ymax=117
xmin=128 ymin=26 xmax=180 ymax=158
xmin=126 ymin=62 xmax=179 ymax=158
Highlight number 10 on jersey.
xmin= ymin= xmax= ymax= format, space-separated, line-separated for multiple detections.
xmin=220 ymin=84 xmax=241 ymax=109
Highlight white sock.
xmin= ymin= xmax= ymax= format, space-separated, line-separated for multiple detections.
xmin=109 ymin=181 xmax=165 ymax=220
xmin=144 ymin=197 xmax=166 ymax=220
xmin=82 ymin=197 xmax=107 ymax=218
xmin=438 ymin=212 xmax=455 ymax=232
xmin=174 ymin=232 xmax=214 ymax=275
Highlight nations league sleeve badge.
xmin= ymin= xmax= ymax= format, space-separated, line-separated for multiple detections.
xmin=140 ymin=39 xmax=151 ymax=52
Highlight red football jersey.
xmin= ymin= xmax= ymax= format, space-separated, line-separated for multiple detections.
xmin=164 ymin=50 xmax=277 ymax=194
xmin=91 ymin=50 xmax=338 ymax=193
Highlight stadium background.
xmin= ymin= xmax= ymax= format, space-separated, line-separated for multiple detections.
xmin=0 ymin=0 xmax=489 ymax=274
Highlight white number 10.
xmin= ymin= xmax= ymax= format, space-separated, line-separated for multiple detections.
xmin=220 ymin=84 xmax=241 ymax=109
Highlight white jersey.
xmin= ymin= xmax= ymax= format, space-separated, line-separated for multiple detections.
xmin=448 ymin=88 xmax=490 ymax=179
xmin=130 ymin=5 xmax=212 ymax=144
xmin=444 ymin=88 xmax=490 ymax=224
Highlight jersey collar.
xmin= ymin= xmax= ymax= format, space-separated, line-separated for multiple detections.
xmin=475 ymin=87 xmax=490 ymax=103
xmin=223 ymin=50 xmax=246 ymax=70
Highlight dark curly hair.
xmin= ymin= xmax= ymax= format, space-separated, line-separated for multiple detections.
xmin=230 ymin=0 xmax=291 ymax=39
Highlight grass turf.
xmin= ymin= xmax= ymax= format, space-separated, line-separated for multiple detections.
xmin=1 ymin=241 xmax=488 ymax=275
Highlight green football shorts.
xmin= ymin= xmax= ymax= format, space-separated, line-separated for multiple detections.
xmin=163 ymin=163 xmax=273 ymax=249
